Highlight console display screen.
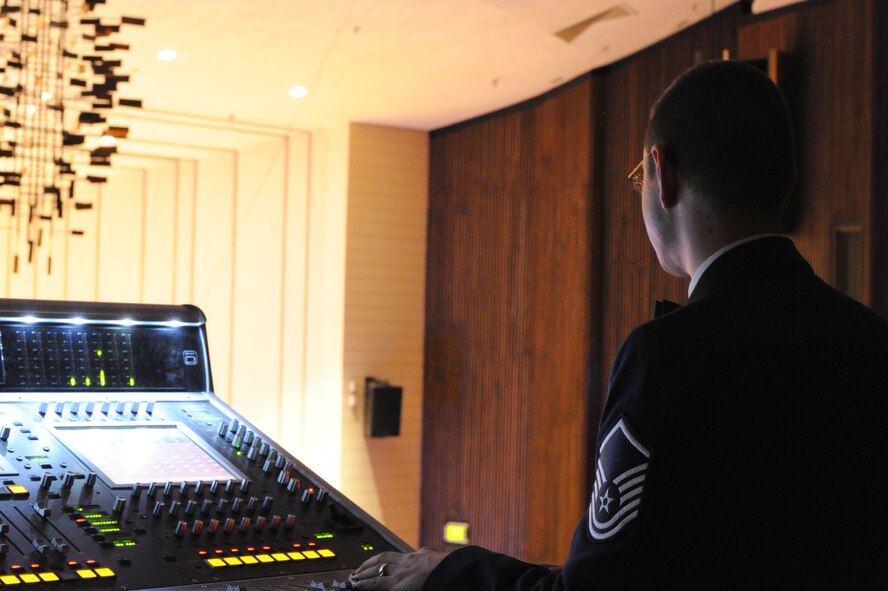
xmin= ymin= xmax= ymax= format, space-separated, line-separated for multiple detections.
xmin=0 ymin=326 xmax=206 ymax=391
xmin=53 ymin=424 xmax=240 ymax=487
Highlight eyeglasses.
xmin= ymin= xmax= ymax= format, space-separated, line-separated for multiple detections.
xmin=627 ymin=151 xmax=651 ymax=193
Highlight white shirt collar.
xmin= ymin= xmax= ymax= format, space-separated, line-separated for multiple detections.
xmin=687 ymin=234 xmax=784 ymax=297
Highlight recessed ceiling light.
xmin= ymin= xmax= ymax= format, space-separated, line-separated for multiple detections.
xmin=288 ymin=85 xmax=309 ymax=99
xmin=156 ymin=49 xmax=177 ymax=62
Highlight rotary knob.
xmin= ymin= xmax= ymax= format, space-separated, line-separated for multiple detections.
xmin=286 ymin=478 xmax=300 ymax=494
xmin=194 ymin=480 xmax=205 ymax=495
xmin=191 ymin=519 xmax=204 ymax=535
xmin=284 ymin=514 xmax=296 ymax=529
xmin=201 ymin=499 xmax=213 ymax=515
xmin=112 ymin=497 xmax=127 ymax=513
xmin=224 ymin=480 xmax=236 ymax=494
xmin=243 ymin=430 xmax=254 ymax=445
xmin=0 ymin=426 xmax=10 ymax=441
xmin=70 ymin=401 xmax=81 ymax=415
xmin=261 ymin=496 xmax=274 ymax=512
xmin=184 ymin=500 xmax=197 ymax=516
xmin=85 ymin=401 xmax=96 ymax=415
xmin=255 ymin=516 xmax=267 ymax=531
xmin=217 ymin=423 xmax=228 ymax=437
xmin=85 ymin=472 xmax=97 ymax=488
xmin=208 ymin=519 xmax=220 ymax=535
xmin=116 ymin=401 xmax=127 ymax=415
xmin=240 ymin=479 xmax=251 ymax=493
xmin=169 ymin=500 xmax=182 ymax=516
xmin=246 ymin=497 xmax=258 ymax=513
xmin=238 ymin=517 xmax=251 ymax=533
xmin=55 ymin=402 xmax=65 ymax=415
xmin=179 ymin=481 xmax=191 ymax=496
xmin=246 ymin=445 xmax=259 ymax=461
xmin=146 ymin=401 xmax=155 ymax=415
xmin=174 ymin=520 xmax=189 ymax=536
xmin=209 ymin=480 xmax=220 ymax=495
xmin=222 ymin=518 xmax=236 ymax=534
xmin=39 ymin=401 xmax=49 ymax=415
xmin=216 ymin=499 xmax=228 ymax=514
xmin=269 ymin=515 xmax=282 ymax=530
xmin=230 ymin=498 xmax=242 ymax=513
xmin=163 ymin=482 xmax=174 ymax=497
xmin=262 ymin=459 xmax=274 ymax=474
xmin=131 ymin=483 xmax=143 ymax=498
xmin=146 ymin=482 xmax=159 ymax=497
xmin=227 ymin=419 xmax=239 ymax=434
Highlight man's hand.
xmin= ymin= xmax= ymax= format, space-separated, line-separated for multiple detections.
xmin=349 ymin=548 xmax=447 ymax=590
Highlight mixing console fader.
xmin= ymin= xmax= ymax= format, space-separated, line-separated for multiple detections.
xmin=0 ymin=299 xmax=409 ymax=589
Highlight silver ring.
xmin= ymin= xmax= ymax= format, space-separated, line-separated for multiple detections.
xmin=378 ymin=562 xmax=390 ymax=577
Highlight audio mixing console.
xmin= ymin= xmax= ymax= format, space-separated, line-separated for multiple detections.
xmin=0 ymin=299 xmax=410 ymax=590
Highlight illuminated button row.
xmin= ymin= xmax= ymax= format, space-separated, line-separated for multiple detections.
xmin=0 ymin=572 xmax=59 ymax=584
xmin=205 ymin=549 xmax=335 ymax=568
xmin=75 ymin=568 xmax=116 ymax=579
xmin=0 ymin=568 xmax=115 ymax=585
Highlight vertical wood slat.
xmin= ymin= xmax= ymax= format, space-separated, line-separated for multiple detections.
xmin=873 ymin=0 xmax=888 ymax=319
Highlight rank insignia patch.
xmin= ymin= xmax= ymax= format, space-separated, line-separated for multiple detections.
xmin=588 ymin=417 xmax=651 ymax=541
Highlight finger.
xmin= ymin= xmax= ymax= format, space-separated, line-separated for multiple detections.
xmin=351 ymin=552 xmax=401 ymax=581
xmin=350 ymin=563 xmax=398 ymax=590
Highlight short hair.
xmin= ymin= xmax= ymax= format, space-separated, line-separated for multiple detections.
xmin=646 ymin=60 xmax=796 ymax=213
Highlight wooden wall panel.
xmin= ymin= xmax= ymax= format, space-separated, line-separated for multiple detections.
xmin=740 ymin=0 xmax=874 ymax=301
xmin=423 ymin=77 xmax=596 ymax=563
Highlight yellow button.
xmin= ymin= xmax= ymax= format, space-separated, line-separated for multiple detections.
xmin=0 ymin=574 xmax=20 ymax=584
xmin=39 ymin=573 xmax=60 ymax=582
xmin=255 ymin=554 xmax=274 ymax=563
xmin=286 ymin=552 xmax=305 ymax=560
xmin=271 ymin=552 xmax=290 ymax=562
xmin=76 ymin=570 xmax=97 ymax=579
xmin=223 ymin=557 xmax=242 ymax=566
xmin=19 ymin=574 xmax=39 ymax=583
xmin=302 ymin=550 xmax=320 ymax=559
xmin=95 ymin=568 xmax=116 ymax=578
xmin=240 ymin=556 xmax=258 ymax=565
xmin=206 ymin=558 xmax=226 ymax=568
xmin=8 ymin=485 xmax=28 ymax=496
xmin=318 ymin=549 xmax=336 ymax=558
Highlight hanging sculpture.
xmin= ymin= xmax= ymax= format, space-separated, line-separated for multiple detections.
xmin=0 ymin=0 xmax=143 ymax=273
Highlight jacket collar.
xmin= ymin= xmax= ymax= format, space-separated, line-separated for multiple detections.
xmin=687 ymin=236 xmax=812 ymax=305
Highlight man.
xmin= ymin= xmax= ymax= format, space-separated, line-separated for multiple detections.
xmin=350 ymin=61 xmax=888 ymax=589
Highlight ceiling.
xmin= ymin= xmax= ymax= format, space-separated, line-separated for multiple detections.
xmin=95 ymin=0 xmax=807 ymax=138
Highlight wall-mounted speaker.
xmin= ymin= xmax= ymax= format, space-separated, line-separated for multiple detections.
xmin=365 ymin=377 xmax=402 ymax=438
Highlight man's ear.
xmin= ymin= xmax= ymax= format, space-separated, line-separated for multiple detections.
xmin=650 ymin=145 xmax=677 ymax=209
